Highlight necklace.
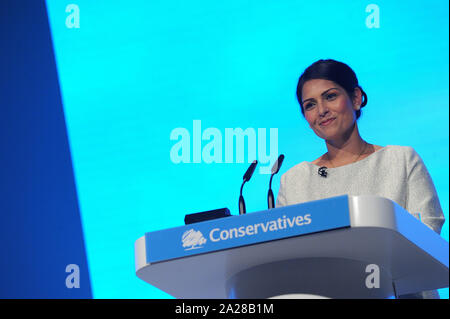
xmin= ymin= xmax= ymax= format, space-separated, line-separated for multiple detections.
xmin=326 ymin=141 xmax=369 ymax=168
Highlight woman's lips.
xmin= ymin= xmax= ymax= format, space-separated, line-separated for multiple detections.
xmin=320 ymin=118 xmax=335 ymax=126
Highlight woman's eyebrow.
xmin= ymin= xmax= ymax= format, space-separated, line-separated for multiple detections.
xmin=302 ymin=87 xmax=339 ymax=104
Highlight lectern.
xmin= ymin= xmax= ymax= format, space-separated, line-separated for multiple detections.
xmin=135 ymin=195 xmax=449 ymax=298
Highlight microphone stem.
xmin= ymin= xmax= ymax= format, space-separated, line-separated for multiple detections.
xmin=269 ymin=173 xmax=274 ymax=190
xmin=240 ymin=180 xmax=246 ymax=197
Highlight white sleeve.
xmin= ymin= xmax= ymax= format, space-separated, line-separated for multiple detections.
xmin=405 ymin=148 xmax=445 ymax=234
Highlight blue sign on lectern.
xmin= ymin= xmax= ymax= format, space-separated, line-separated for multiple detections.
xmin=145 ymin=195 xmax=351 ymax=263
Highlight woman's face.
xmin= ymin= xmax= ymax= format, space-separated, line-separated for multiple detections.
xmin=301 ymin=79 xmax=360 ymax=142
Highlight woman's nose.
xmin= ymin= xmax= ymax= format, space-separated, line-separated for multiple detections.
xmin=317 ymin=102 xmax=329 ymax=117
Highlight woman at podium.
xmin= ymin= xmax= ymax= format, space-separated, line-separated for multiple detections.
xmin=276 ymin=59 xmax=445 ymax=299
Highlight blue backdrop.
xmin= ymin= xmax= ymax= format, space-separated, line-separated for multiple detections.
xmin=45 ymin=0 xmax=449 ymax=299
xmin=2 ymin=0 xmax=447 ymax=299
xmin=0 ymin=0 xmax=92 ymax=298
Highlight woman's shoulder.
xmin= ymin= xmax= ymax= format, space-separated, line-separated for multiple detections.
xmin=383 ymin=145 xmax=419 ymax=158
xmin=363 ymin=145 xmax=421 ymax=165
xmin=281 ymin=161 xmax=313 ymax=179
xmin=362 ymin=145 xmax=423 ymax=169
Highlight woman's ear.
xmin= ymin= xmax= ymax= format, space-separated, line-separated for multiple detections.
xmin=352 ymin=87 xmax=363 ymax=110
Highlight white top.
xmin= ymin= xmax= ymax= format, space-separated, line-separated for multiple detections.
xmin=276 ymin=145 xmax=446 ymax=299
xmin=276 ymin=145 xmax=444 ymax=235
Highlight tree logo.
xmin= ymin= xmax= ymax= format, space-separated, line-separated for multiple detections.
xmin=182 ymin=229 xmax=207 ymax=250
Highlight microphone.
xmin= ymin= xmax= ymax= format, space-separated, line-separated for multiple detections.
xmin=239 ymin=160 xmax=258 ymax=215
xmin=268 ymin=154 xmax=285 ymax=209
xmin=318 ymin=166 xmax=328 ymax=178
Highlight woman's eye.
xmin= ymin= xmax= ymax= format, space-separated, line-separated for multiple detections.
xmin=304 ymin=103 xmax=314 ymax=110
xmin=326 ymin=93 xmax=337 ymax=100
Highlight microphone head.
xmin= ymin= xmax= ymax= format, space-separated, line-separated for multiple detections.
xmin=243 ymin=160 xmax=258 ymax=182
xmin=271 ymin=154 xmax=285 ymax=175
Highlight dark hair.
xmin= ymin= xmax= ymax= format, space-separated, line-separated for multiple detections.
xmin=296 ymin=59 xmax=368 ymax=119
